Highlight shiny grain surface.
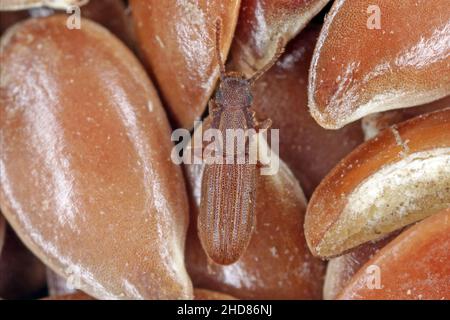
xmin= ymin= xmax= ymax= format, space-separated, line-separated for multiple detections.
xmin=231 ymin=0 xmax=330 ymax=76
xmin=131 ymin=0 xmax=241 ymax=128
xmin=338 ymin=209 xmax=450 ymax=300
xmin=0 ymin=0 xmax=133 ymax=48
xmin=251 ymin=25 xmax=364 ymax=197
xmin=0 ymin=16 xmax=192 ymax=299
xmin=323 ymin=232 xmax=398 ymax=300
xmin=305 ymin=108 xmax=450 ymax=258
xmin=362 ymin=96 xmax=450 ymax=140
xmin=186 ymin=132 xmax=325 ymax=299
xmin=309 ymin=0 xmax=450 ymax=129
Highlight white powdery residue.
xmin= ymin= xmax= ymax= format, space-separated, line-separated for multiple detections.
xmin=298 ymin=261 xmax=312 ymax=279
xmin=221 ymin=264 xmax=264 ymax=289
xmin=123 ymin=280 xmax=144 ymax=300
xmin=323 ymin=61 xmax=361 ymax=125
xmin=175 ymin=0 xmax=209 ymax=76
xmin=278 ymin=46 xmax=306 ymax=70
xmin=252 ymin=0 xmax=270 ymax=54
xmin=390 ymin=126 xmax=410 ymax=156
xmin=343 ymin=88 xmax=426 ymax=127
xmin=29 ymin=7 xmax=54 ymax=17
xmin=361 ymin=113 xmax=382 ymax=141
xmin=147 ymin=101 xmax=154 ymax=112
xmin=362 ymin=60 xmax=391 ymax=83
xmin=344 ymin=148 xmax=450 ymax=228
xmin=307 ymin=0 xmax=347 ymax=125
xmin=101 ymin=71 xmax=187 ymax=287
xmin=269 ymin=246 xmax=278 ymax=258
xmin=154 ymin=35 xmax=165 ymax=48
xmin=395 ymin=21 xmax=450 ymax=69
xmin=1 ymin=160 xmax=114 ymax=299
xmin=152 ymin=179 xmax=188 ymax=284
xmin=331 ymin=61 xmax=359 ymax=102
xmin=22 ymin=68 xmax=78 ymax=228
xmin=201 ymin=68 xmax=219 ymax=91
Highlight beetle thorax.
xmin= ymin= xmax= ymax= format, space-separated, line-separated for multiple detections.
xmin=215 ymin=77 xmax=253 ymax=107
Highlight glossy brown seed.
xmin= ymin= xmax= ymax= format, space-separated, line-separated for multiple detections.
xmin=230 ymin=0 xmax=330 ymax=76
xmin=74 ymin=0 xmax=134 ymax=48
xmin=0 ymin=0 xmax=88 ymax=11
xmin=362 ymin=96 xmax=450 ymax=140
xmin=251 ymin=24 xmax=364 ymax=197
xmin=309 ymin=0 xmax=450 ymax=129
xmin=194 ymin=288 xmax=236 ymax=300
xmin=0 ymin=0 xmax=133 ymax=48
xmin=130 ymin=0 xmax=241 ymax=128
xmin=0 ymin=225 xmax=47 ymax=299
xmin=338 ymin=208 xmax=450 ymax=300
xmin=0 ymin=16 xmax=192 ymax=299
xmin=186 ymin=135 xmax=325 ymax=299
xmin=305 ymin=108 xmax=450 ymax=258
xmin=323 ymin=231 xmax=399 ymax=300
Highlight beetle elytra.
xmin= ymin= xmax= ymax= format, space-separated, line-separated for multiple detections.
xmin=198 ymin=20 xmax=284 ymax=265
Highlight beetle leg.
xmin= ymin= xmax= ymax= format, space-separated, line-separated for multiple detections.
xmin=209 ymin=100 xmax=220 ymax=115
xmin=247 ymin=108 xmax=272 ymax=131
xmin=257 ymin=118 xmax=272 ymax=131
xmin=256 ymin=159 xmax=272 ymax=169
xmin=209 ymin=100 xmax=223 ymax=129
xmin=255 ymin=118 xmax=273 ymax=169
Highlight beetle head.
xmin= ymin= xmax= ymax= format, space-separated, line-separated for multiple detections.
xmin=215 ymin=72 xmax=253 ymax=107
xmin=213 ymin=19 xmax=284 ymax=108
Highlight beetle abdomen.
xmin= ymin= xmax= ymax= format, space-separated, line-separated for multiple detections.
xmin=199 ymin=162 xmax=257 ymax=265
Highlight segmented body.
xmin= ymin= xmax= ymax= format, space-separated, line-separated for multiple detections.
xmin=197 ymin=19 xmax=282 ymax=265
xmin=198 ymin=106 xmax=257 ymax=265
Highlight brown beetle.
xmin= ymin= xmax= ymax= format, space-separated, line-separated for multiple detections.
xmin=198 ymin=20 xmax=284 ymax=265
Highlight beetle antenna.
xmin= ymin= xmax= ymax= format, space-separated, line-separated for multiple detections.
xmin=215 ymin=19 xmax=226 ymax=78
xmin=249 ymin=39 xmax=285 ymax=85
